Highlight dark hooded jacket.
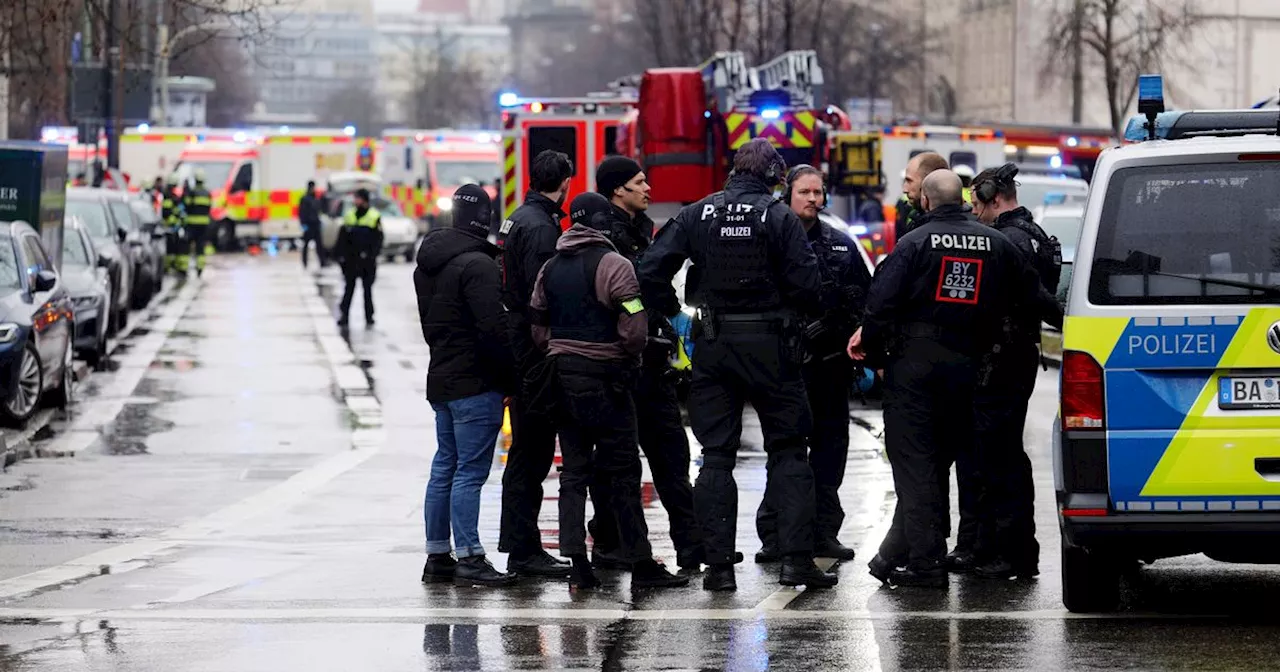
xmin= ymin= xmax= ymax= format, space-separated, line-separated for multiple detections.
xmin=414 ymin=227 xmax=514 ymax=401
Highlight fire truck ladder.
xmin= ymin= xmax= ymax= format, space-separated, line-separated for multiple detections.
xmin=752 ymin=50 xmax=825 ymax=109
xmin=699 ymin=51 xmax=756 ymax=111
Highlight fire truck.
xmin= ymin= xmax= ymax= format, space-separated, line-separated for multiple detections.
xmin=172 ymin=128 xmax=379 ymax=248
xmin=381 ymin=129 xmax=501 ymax=229
xmin=988 ymin=122 xmax=1114 ymax=183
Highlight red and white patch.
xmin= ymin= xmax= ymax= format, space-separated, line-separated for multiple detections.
xmin=935 ymin=256 xmax=983 ymax=305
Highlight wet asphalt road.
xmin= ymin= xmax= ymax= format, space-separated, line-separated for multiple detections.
xmin=3 ymin=253 xmax=1280 ymax=670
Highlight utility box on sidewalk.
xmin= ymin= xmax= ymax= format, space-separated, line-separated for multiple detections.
xmin=0 ymin=141 xmax=68 ymax=269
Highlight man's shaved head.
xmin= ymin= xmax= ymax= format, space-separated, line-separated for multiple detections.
xmin=921 ymin=170 xmax=964 ymax=211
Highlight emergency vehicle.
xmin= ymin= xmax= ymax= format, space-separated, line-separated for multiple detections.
xmin=172 ymin=128 xmax=379 ymax=247
xmin=1056 ymin=75 xmax=1280 ymax=612
xmin=120 ymin=126 xmax=257 ymax=189
xmin=381 ymin=129 xmax=501 ymax=228
xmin=989 ymin=122 xmax=1114 ymax=183
xmin=876 ymin=124 xmax=1006 ymax=206
xmin=40 ymin=127 xmax=104 ymax=184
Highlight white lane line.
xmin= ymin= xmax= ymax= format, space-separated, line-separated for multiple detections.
xmin=0 ymin=270 xmax=383 ymax=604
xmin=0 ymin=606 xmax=1233 ymax=623
xmin=752 ymin=557 xmax=838 ymax=612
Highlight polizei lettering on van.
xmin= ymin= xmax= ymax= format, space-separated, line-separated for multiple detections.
xmin=930 ymin=233 xmax=991 ymax=252
xmin=1127 ymin=332 xmax=1217 ymax=356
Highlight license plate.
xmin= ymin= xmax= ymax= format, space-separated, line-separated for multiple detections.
xmin=1219 ymin=376 xmax=1280 ymax=410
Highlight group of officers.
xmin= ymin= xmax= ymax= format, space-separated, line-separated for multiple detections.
xmin=152 ymin=172 xmax=215 ymax=277
xmin=422 ymin=136 xmax=1063 ymax=591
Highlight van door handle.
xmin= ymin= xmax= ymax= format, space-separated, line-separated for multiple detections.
xmin=1254 ymin=458 xmax=1280 ymax=480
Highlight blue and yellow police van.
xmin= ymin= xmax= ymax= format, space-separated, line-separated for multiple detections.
xmin=1055 ymin=76 xmax=1280 ymax=612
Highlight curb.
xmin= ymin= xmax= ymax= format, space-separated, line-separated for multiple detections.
xmin=298 ymin=269 xmax=383 ymax=437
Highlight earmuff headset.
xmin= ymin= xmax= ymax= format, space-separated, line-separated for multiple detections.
xmin=974 ymin=162 xmax=1020 ymax=204
xmin=763 ymin=155 xmax=786 ymax=187
xmin=783 ymin=164 xmax=828 ymax=209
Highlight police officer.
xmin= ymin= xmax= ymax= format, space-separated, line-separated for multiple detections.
xmin=334 ymin=188 xmax=383 ymax=328
xmin=161 ymin=174 xmax=185 ymax=275
xmin=756 ymin=165 xmax=872 ymax=564
xmin=585 ymin=157 xmax=702 ymax=574
xmin=848 ymin=170 xmax=1062 ymax=588
xmin=895 ymin=153 xmax=950 ymax=239
xmin=528 ymin=192 xmax=688 ymax=590
xmin=180 ymin=170 xmax=213 ymax=277
xmin=496 ymin=149 xmax=574 ymax=578
xmin=299 ymin=180 xmax=327 ymax=269
xmin=638 ymin=138 xmax=836 ymax=592
xmin=968 ymin=163 xmax=1063 ymax=580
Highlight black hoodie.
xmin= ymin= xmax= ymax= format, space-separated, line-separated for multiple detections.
xmin=414 ymin=228 xmax=514 ymax=402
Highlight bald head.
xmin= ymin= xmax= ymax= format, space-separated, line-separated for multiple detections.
xmin=921 ymin=170 xmax=964 ymax=212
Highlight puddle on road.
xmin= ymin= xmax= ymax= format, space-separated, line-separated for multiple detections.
xmin=99 ymin=400 xmax=176 ymax=456
xmin=147 ymin=357 xmax=202 ymax=372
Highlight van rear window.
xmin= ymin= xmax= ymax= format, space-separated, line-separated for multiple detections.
xmin=1088 ymin=162 xmax=1280 ymax=305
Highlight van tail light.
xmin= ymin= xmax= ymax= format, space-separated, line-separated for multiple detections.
xmin=1062 ymin=350 xmax=1105 ymax=430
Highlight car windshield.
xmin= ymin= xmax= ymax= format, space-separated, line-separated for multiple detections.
xmin=108 ymin=201 xmax=137 ymax=232
xmin=176 ymin=160 xmax=235 ymax=188
xmin=65 ymin=199 xmax=115 ymax=239
xmin=62 ymin=230 xmax=91 ymax=267
xmin=341 ymin=195 xmax=403 ymax=217
xmin=1089 ymin=161 xmax=1280 ymax=305
xmin=131 ymin=200 xmax=160 ymax=225
xmin=1041 ymin=212 xmax=1084 ymax=263
xmin=0 ymin=235 xmax=21 ymax=292
xmin=433 ymin=160 xmax=499 ymax=187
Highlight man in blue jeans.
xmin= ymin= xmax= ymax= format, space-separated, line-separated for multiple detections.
xmin=414 ymin=185 xmax=517 ymax=587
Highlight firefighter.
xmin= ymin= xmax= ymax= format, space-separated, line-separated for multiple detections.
xmin=638 ymin=138 xmax=837 ymax=592
xmin=528 ymin=191 xmax=688 ymax=590
xmin=586 ymin=156 xmax=702 ymax=574
xmin=955 ymin=164 xmax=975 ymax=204
xmin=967 ymin=163 xmax=1063 ymax=580
xmin=334 ymin=188 xmax=384 ymax=328
xmin=161 ymin=174 xmax=186 ymax=275
xmin=756 ymin=165 xmax=872 ymax=564
xmin=180 ymin=170 xmax=213 ymax=277
xmin=848 ymin=170 xmax=1062 ymax=588
xmin=896 ymin=153 xmax=949 ymax=239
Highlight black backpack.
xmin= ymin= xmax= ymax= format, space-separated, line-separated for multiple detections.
xmin=1001 ymin=217 xmax=1063 ymax=295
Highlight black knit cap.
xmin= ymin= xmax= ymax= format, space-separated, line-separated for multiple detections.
xmin=451 ymin=184 xmax=493 ymax=239
xmin=595 ymin=156 xmax=642 ymax=198
xmin=569 ymin=192 xmax=614 ymax=232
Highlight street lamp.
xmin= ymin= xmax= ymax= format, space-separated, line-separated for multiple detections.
xmin=154 ymin=20 xmax=233 ymax=124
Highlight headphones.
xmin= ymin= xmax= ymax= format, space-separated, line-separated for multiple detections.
xmin=764 ymin=157 xmax=786 ymax=187
xmin=974 ymin=162 xmax=1020 ymax=205
xmin=783 ymin=164 xmax=828 ymax=209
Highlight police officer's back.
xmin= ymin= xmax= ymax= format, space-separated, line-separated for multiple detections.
xmin=638 ymin=138 xmax=836 ymax=592
xmin=334 ymin=188 xmax=383 ymax=327
xmin=851 ymin=170 xmax=1062 ymax=588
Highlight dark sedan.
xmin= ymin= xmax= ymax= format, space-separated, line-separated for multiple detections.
xmin=66 ymin=187 xmax=134 ymax=334
xmin=61 ymin=217 xmax=113 ymax=368
xmin=0 ymin=221 xmax=75 ymax=424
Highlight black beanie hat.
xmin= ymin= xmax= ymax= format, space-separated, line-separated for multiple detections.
xmin=595 ymin=156 xmax=642 ymax=198
xmin=569 ymin=192 xmax=614 ymax=232
xmin=451 ymin=184 xmax=493 ymax=239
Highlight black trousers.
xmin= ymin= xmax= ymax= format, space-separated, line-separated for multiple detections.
xmin=498 ymin=372 xmax=560 ymax=555
xmin=877 ymin=338 xmax=977 ymax=570
xmin=757 ymin=358 xmax=852 ymax=549
xmin=690 ymin=329 xmax=816 ymax=565
xmin=589 ymin=363 xmax=700 ymax=565
xmin=339 ymin=259 xmax=376 ymax=324
xmin=555 ymin=356 xmax=652 ymax=561
xmin=301 ymin=225 xmax=326 ymax=268
xmin=973 ymin=340 xmax=1041 ymax=568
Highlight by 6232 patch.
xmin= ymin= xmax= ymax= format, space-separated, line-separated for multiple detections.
xmin=935 ymin=256 xmax=982 ymax=305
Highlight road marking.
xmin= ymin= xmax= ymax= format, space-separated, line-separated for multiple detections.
xmin=0 ymin=270 xmax=382 ymax=603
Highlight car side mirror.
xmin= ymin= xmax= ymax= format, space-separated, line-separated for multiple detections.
xmin=96 ymin=255 xmax=111 ymax=268
xmin=34 ymin=269 xmax=57 ymax=292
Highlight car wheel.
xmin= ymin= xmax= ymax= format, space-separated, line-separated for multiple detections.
xmin=50 ymin=341 xmax=74 ymax=410
xmin=153 ymin=266 xmax=164 ymax=294
xmin=115 ymin=302 xmax=130 ymax=333
xmin=1 ymin=342 xmax=43 ymax=425
xmin=1061 ymin=534 xmax=1122 ymax=613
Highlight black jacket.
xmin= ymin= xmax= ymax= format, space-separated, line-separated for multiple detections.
xmin=806 ymin=219 xmax=873 ymax=360
xmin=993 ymin=206 xmax=1060 ymax=342
xmin=638 ymin=173 xmax=821 ymax=318
xmin=298 ymin=192 xmax=322 ymax=227
xmin=415 ymin=228 xmax=514 ymax=401
xmin=499 ymin=192 xmax=564 ymax=369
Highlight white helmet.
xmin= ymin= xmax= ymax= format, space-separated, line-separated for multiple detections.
xmin=954 ymin=164 xmax=976 ymax=178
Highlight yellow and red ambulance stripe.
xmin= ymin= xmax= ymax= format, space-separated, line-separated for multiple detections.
xmin=501 ymin=136 xmax=518 ymax=220
xmin=724 ymin=110 xmax=817 ymax=150
xmin=388 ymin=184 xmax=429 ymax=219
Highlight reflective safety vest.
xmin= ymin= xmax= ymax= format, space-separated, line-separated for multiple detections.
xmin=343 ymin=207 xmax=381 ymax=228
xmin=962 ymin=187 xmax=973 ymax=205
xmin=162 ymin=189 xmax=182 ymax=226
xmin=184 ymin=185 xmax=212 ymax=226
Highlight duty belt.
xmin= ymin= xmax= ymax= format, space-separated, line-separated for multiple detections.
xmin=714 ymin=311 xmax=790 ymax=333
xmin=900 ymin=322 xmax=981 ymax=355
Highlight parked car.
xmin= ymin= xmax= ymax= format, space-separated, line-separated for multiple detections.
xmin=1033 ymin=203 xmax=1086 ymax=308
xmin=0 ymin=221 xmax=75 ymax=424
xmin=322 ymin=192 xmax=419 ymax=263
xmin=102 ymin=190 xmax=160 ymax=309
xmin=129 ymin=195 xmax=169 ymax=296
xmin=66 ymin=187 xmax=135 ymax=333
xmin=61 ymin=216 xmax=113 ymax=368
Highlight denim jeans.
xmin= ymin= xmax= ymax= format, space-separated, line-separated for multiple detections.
xmin=425 ymin=391 xmax=505 ymax=558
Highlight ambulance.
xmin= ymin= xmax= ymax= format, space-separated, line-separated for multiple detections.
xmin=120 ymin=126 xmax=256 ymax=189
xmin=1056 ymin=75 xmax=1280 ymax=612
xmin=172 ymin=128 xmax=379 ymax=247
xmin=381 ymin=129 xmax=501 ymax=229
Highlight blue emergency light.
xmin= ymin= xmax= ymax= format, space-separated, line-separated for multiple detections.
xmin=498 ymin=92 xmax=519 ymax=108
xmin=760 ymin=108 xmax=782 ymax=120
xmin=1138 ymin=74 xmax=1165 ymax=140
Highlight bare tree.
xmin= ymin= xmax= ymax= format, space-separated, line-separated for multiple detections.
xmin=322 ymin=82 xmax=383 ymax=134
xmin=1042 ymin=0 xmax=1201 ymax=135
xmin=169 ymin=36 xmax=256 ymax=127
xmin=404 ymin=43 xmax=493 ymax=129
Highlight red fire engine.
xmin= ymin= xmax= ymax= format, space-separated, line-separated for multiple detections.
xmin=988 ymin=122 xmax=1114 ymax=182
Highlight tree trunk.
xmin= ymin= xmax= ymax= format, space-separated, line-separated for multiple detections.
xmin=1071 ymin=0 xmax=1084 ymax=123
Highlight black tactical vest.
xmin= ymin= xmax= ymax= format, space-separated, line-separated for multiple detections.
xmin=699 ymin=193 xmax=781 ymax=312
xmin=997 ymin=213 xmax=1063 ymax=295
xmin=542 ymin=245 xmax=619 ymax=343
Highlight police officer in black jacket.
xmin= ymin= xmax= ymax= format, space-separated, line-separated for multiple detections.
xmin=968 ymin=163 xmax=1063 ymax=580
xmin=496 ymin=149 xmax=574 ymax=578
xmin=584 ymin=157 xmax=703 ymax=574
xmin=849 ymin=170 xmax=1062 ymax=588
xmin=756 ymin=165 xmax=872 ymax=564
xmin=639 ymin=138 xmax=837 ymax=592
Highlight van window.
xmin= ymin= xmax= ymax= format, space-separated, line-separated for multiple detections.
xmin=1088 ymin=162 xmax=1280 ymax=305
xmin=950 ymin=151 xmax=977 ymax=171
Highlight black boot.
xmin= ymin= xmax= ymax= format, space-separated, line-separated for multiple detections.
xmin=453 ymin=555 xmax=518 ymax=587
xmin=754 ymin=546 xmax=782 ymax=564
xmin=591 ymin=548 xmax=633 ymax=571
xmin=974 ymin=558 xmax=1028 ymax=581
xmin=677 ymin=547 xmax=705 ymax=577
xmin=944 ymin=549 xmax=976 ymax=573
xmin=888 ymin=565 xmax=948 ymax=588
xmin=421 ymin=553 xmax=456 ymax=584
xmin=867 ymin=554 xmax=898 ymax=584
xmin=779 ymin=555 xmax=838 ymax=588
xmin=814 ymin=538 xmax=857 ymax=562
xmin=569 ymin=555 xmax=600 ymax=589
xmin=632 ymin=559 xmax=689 ymax=588
xmin=702 ymin=564 xmax=737 ymax=592
xmin=508 ymin=549 xmax=571 ymax=578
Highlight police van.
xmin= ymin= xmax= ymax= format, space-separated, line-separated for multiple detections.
xmin=1055 ymin=76 xmax=1280 ymax=612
